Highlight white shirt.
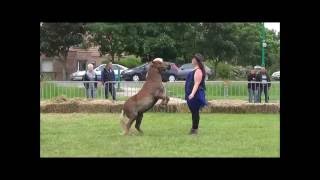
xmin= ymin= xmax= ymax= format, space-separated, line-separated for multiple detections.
xmin=261 ymin=75 xmax=267 ymax=84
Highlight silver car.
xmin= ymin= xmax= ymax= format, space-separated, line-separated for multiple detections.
xmin=271 ymin=71 xmax=280 ymax=80
xmin=176 ymin=63 xmax=213 ymax=80
xmin=70 ymin=64 xmax=128 ymax=81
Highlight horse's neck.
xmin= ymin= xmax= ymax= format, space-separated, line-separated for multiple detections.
xmin=146 ymin=68 xmax=161 ymax=82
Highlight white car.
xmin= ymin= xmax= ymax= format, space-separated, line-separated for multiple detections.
xmin=254 ymin=65 xmax=263 ymax=71
xmin=271 ymin=71 xmax=280 ymax=80
xmin=70 ymin=64 xmax=128 ymax=81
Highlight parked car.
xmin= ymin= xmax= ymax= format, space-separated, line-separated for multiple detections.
xmin=253 ymin=65 xmax=267 ymax=75
xmin=176 ymin=63 xmax=213 ymax=80
xmin=271 ymin=71 xmax=280 ymax=80
xmin=254 ymin=65 xmax=263 ymax=70
xmin=120 ymin=62 xmax=179 ymax=82
xmin=163 ymin=63 xmax=179 ymax=82
xmin=70 ymin=64 xmax=128 ymax=81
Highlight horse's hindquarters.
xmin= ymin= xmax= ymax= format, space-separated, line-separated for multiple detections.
xmin=136 ymin=96 xmax=158 ymax=113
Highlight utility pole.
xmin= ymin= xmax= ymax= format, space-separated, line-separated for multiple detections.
xmin=260 ymin=22 xmax=267 ymax=67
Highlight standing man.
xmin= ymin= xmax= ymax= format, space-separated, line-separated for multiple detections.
xmin=91 ymin=61 xmax=96 ymax=68
xmin=83 ymin=63 xmax=98 ymax=99
xmin=257 ymin=68 xmax=271 ymax=103
xmin=101 ymin=62 xmax=116 ymax=101
xmin=247 ymin=69 xmax=258 ymax=103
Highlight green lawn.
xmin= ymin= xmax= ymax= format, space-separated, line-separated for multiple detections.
xmin=41 ymin=113 xmax=280 ymax=157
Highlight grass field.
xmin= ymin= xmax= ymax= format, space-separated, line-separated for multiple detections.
xmin=40 ymin=113 xmax=280 ymax=157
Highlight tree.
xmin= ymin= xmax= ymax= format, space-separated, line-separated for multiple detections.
xmin=138 ymin=23 xmax=178 ymax=61
xmin=114 ymin=23 xmax=179 ymax=62
xmin=230 ymin=23 xmax=280 ymax=71
xmin=40 ymin=23 xmax=85 ymax=80
xmin=86 ymin=23 xmax=125 ymax=62
xmin=120 ymin=23 xmax=146 ymax=58
xmin=264 ymin=28 xmax=280 ymax=73
xmin=200 ymin=23 xmax=238 ymax=76
xmin=231 ymin=23 xmax=261 ymax=66
xmin=143 ymin=32 xmax=177 ymax=60
xmin=168 ymin=23 xmax=202 ymax=62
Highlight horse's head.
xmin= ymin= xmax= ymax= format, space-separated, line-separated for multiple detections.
xmin=151 ymin=58 xmax=171 ymax=73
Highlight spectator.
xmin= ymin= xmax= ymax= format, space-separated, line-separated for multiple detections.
xmin=257 ymin=68 xmax=271 ymax=103
xmin=247 ymin=69 xmax=259 ymax=103
xmin=83 ymin=64 xmax=98 ymax=99
xmin=91 ymin=62 xmax=96 ymax=68
xmin=101 ymin=62 xmax=116 ymax=101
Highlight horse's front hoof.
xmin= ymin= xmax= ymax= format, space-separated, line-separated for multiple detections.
xmin=120 ymin=131 xmax=129 ymax=136
xmin=159 ymin=104 xmax=167 ymax=108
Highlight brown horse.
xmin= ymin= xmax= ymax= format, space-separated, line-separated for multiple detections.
xmin=120 ymin=58 xmax=170 ymax=135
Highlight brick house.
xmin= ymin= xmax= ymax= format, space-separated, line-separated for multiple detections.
xmin=40 ymin=47 xmax=103 ymax=80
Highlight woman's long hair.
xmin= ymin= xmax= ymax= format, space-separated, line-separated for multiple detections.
xmin=193 ymin=53 xmax=206 ymax=79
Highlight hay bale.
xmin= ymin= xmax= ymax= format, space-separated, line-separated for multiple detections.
xmin=77 ymin=99 xmax=120 ymax=113
xmin=243 ymin=103 xmax=280 ymax=113
xmin=52 ymin=95 xmax=68 ymax=103
xmin=78 ymin=103 xmax=110 ymax=113
xmin=41 ymin=101 xmax=79 ymax=113
xmin=150 ymin=104 xmax=178 ymax=113
xmin=166 ymin=104 xmax=179 ymax=112
xmin=177 ymin=103 xmax=190 ymax=113
xmin=206 ymin=100 xmax=280 ymax=113
xmin=110 ymin=103 xmax=123 ymax=113
xmin=40 ymin=98 xmax=279 ymax=113
xmin=200 ymin=105 xmax=211 ymax=113
xmin=152 ymin=104 xmax=163 ymax=112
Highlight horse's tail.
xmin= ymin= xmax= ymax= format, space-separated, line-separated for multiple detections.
xmin=120 ymin=109 xmax=125 ymax=123
xmin=120 ymin=109 xmax=128 ymax=131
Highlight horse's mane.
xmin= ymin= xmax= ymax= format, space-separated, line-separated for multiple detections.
xmin=146 ymin=63 xmax=162 ymax=82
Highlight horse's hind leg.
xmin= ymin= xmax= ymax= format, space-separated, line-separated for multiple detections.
xmin=120 ymin=108 xmax=138 ymax=135
xmin=135 ymin=113 xmax=144 ymax=134
xmin=121 ymin=117 xmax=134 ymax=135
xmin=124 ymin=117 xmax=136 ymax=135
xmin=120 ymin=110 xmax=129 ymax=133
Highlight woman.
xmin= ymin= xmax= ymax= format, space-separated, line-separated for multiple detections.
xmin=185 ymin=53 xmax=207 ymax=135
xmin=83 ymin=63 xmax=98 ymax=99
xmin=247 ymin=69 xmax=258 ymax=103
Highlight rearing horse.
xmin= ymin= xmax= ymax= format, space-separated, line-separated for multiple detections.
xmin=120 ymin=58 xmax=170 ymax=135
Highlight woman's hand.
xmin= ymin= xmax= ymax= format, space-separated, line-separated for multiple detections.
xmin=188 ymin=93 xmax=194 ymax=100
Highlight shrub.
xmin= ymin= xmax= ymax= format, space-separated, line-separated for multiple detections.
xmin=41 ymin=73 xmax=55 ymax=81
xmin=217 ymin=63 xmax=232 ymax=79
xmin=101 ymin=60 xmax=109 ymax=65
xmin=230 ymin=66 xmax=250 ymax=80
xmin=118 ymin=55 xmax=141 ymax=68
